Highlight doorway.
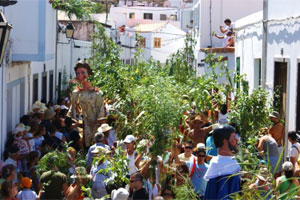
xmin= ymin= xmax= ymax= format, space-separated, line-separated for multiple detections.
xmin=273 ymin=61 xmax=288 ymax=121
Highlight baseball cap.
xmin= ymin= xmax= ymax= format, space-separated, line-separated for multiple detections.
xmin=124 ymin=135 xmax=135 ymax=143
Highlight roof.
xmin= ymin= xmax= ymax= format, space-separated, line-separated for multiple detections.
xmin=134 ymin=22 xmax=168 ymax=32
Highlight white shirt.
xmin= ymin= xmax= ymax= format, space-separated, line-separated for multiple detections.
xmin=127 ymin=151 xmax=138 ymax=175
xmin=204 ymin=155 xmax=241 ymax=180
xmin=17 ymin=189 xmax=38 ymax=200
xmin=290 ymin=143 xmax=300 ymax=160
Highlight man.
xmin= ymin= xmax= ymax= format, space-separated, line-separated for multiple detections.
xmin=97 ymin=123 xmax=116 ymax=148
xmin=287 ymin=131 xmax=300 ymax=172
xmin=38 ymin=158 xmax=68 ymax=199
xmin=86 ymin=132 xmax=110 ymax=171
xmin=189 ymin=117 xmax=212 ymax=146
xmin=178 ymin=140 xmax=196 ymax=162
xmin=90 ymin=146 xmax=111 ymax=199
xmin=174 ymin=143 xmax=208 ymax=198
xmin=269 ymin=111 xmax=285 ymax=148
xmin=129 ymin=172 xmax=149 ymax=200
xmin=204 ymin=125 xmax=241 ymax=199
xmin=220 ymin=18 xmax=234 ymax=34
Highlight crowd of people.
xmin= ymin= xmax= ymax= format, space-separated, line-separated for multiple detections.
xmin=1 ymin=61 xmax=300 ymax=200
xmin=0 ymin=97 xmax=299 ymax=199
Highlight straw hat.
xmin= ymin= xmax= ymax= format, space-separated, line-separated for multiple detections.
xmin=257 ymin=168 xmax=270 ymax=182
xmin=91 ymin=146 xmax=111 ymax=155
xmin=97 ymin=123 xmax=112 ymax=133
xmin=44 ymin=109 xmax=56 ymax=120
xmin=70 ymin=167 xmax=92 ymax=179
xmin=269 ymin=111 xmax=280 ymax=119
xmin=111 ymin=188 xmax=129 ymax=200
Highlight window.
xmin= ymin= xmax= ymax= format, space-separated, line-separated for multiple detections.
xmin=154 ymin=38 xmax=161 ymax=48
xmin=49 ymin=70 xmax=54 ymax=101
xmin=236 ymin=57 xmax=240 ymax=89
xmin=33 ymin=73 xmax=39 ymax=104
xmin=42 ymin=72 xmax=47 ymax=102
xmin=129 ymin=13 xmax=135 ymax=19
xmin=144 ymin=13 xmax=153 ymax=20
xmin=160 ymin=14 xmax=167 ymax=20
xmin=138 ymin=37 xmax=146 ymax=48
xmin=254 ymin=58 xmax=262 ymax=88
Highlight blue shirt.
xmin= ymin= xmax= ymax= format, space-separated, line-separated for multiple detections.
xmin=206 ymin=136 xmax=217 ymax=156
xmin=186 ymin=161 xmax=208 ymax=195
xmin=86 ymin=142 xmax=110 ymax=168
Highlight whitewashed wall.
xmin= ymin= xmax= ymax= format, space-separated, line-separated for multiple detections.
xmin=199 ymin=0 xmax=262 ymax=48
xmin=235 ymin=11 xmax=263 ymax=93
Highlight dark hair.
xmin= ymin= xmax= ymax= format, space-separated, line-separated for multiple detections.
xmin=35 ymin=124 xmax=45 ymax=137
xmin=224 ymin=18 xmax=231 ymax=24
xmin=288 ymin=131 xmax=297 ymax=141
xmin=284 ymin=169 xmax=294 ymax=183
xmin=74 ymin=61 xmax=93 ymax=76
xmin=161 ymin=187 xmax=175 ymax=198
xmin=2 ymin=164 xmax=15 ymax=179
xmin=132 ymin=172 xmax=144 ymax=182
xmin=31 ymin=113 xmax=41 ymax=120
xmin=0 ymin=181 xmax=13 ymax=198
xmin=213 ymin=125 xmax=236 ymax=148
xmin=184 ymin=140 xmax=193 ymax=146
xmin=65 ymin=117 xmax=73 ymax=128
xmin=27 ymin=151 xmax=39 ymax=168
xmin=29 ymin=120 xmax=39 ymax=134
xmin=48 ymin=123 xmax=56 ymax=134
xmin=220 ymin=104 xmax=227 ymax=115
xmin=20 ymin=115 xmax=30 ymax=126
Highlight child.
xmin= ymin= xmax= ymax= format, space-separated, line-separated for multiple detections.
xmin=17 ymin=177 xmax=38 ymax=200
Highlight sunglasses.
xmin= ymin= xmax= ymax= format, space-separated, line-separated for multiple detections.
xmin=185 ymin=146 xmax=193 ymax=150
xmin=130 ymin=179 xmax=140 ymax=183
xmin=197 ymin=154 xmax=206 ymax=157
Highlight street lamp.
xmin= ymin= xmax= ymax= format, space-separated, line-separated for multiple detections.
xmin=65 ymin=22 xmax=75 ymax=39
xmin=0 ymin=10 xmax=12 ymax=66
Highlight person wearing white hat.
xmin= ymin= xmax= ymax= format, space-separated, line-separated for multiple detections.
xmin=97 ymin=123 xmax=116 ymax=147
xmin=89 ymin=146 xmax=111 ymax=199
xmin=124 ymin=135 xmax=139 ymax=175
xmin=111 ymin=188 xmax=129 ymax=200
xmin=13 ymin=124 xmax=30 ymax=157
xmin=86 ymin=132 xmax=110 ymax=171
xmin=276 ymin=161 xmax=300 ymax=198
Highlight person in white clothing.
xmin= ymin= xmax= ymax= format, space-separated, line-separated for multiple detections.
xmin=17 ymin=177 xmax=38 ymax=200
xmin=124 ymin=135 xmax=140 ymax=175
xmin=220 ymin=18 xmax=235 ymax=34
xmin=288 ymin=131 xmax=300 ymax=172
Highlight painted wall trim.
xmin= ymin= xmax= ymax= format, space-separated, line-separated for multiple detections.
xmin=12 ymin=53 xmax=55 ymax=61
xmin=12 ymin=0 xmax=53 ymax=62
xmin=7 ymin=77 xmax=25 ymax=89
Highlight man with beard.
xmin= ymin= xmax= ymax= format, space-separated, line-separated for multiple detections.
xmin=204 ymin=125 xmax=241 ymax=199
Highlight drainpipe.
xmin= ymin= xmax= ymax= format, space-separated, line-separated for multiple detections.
xmin=55 ymin=9 xmax=58 ymax=101
xmin=209 ymin=0 xmax=212 ymax=47
xmin=262 ymin=0 xmax=268 ymax=89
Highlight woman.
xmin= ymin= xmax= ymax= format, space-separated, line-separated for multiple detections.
xmin=276 ymin=161 xmax=300 ymax=199
xmin=26 ymin=151 xmax=39 ymax=193
xmin=68 ymin=61 xmax=105 ymax=147
xmin=0 ymin=181 xmax=18 ymax=200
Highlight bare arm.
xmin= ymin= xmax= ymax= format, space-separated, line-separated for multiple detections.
xmin=214 ymin=33 xmax=224 ymax=39
xmin=220 ymin=26 xmax=227 ymax=34
xmin=257 ymin=136 xmax=265 ymax=152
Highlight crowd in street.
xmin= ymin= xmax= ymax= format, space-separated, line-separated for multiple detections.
xmin=0 ymin=62 xmax=300 ymax=200
xmin=0 ymin=96 xmax=300 ymax=200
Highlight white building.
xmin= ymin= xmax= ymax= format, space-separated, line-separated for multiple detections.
xmin=0 ymin=0 xmax=57 ymax=158
xmin=110 ymin=6 xmax=180 ymax=28
xmin=134 ymin=22 xmax=186 ymax=63
xmin=235 ymin=0 xmax=300 ymax=137
xmin=195 ymin=0 xmax=263 ymax=80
